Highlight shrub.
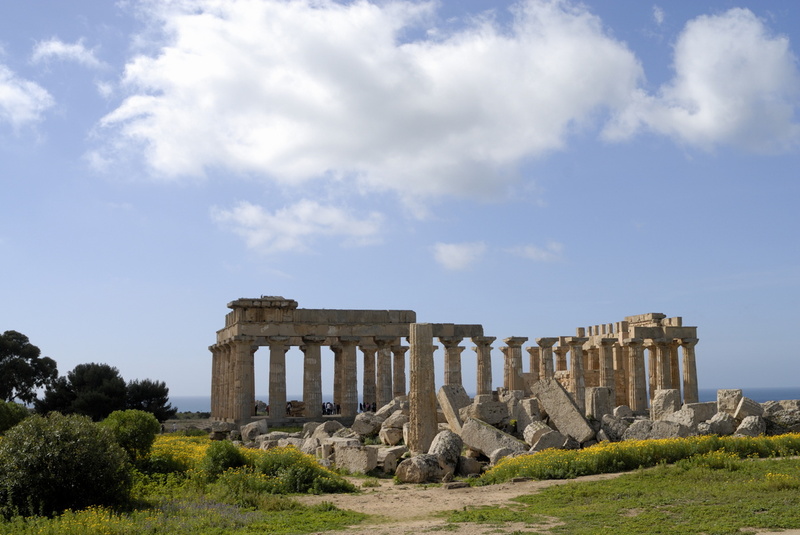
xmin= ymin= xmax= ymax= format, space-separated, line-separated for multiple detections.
xmin=0 ymin=401 xmax=29 ymax=435
xmin=254 ymin=446 xmax=357 ymax=494
xmin=99 ymin=409 xmax=161 ymax=462
xmin=201 ymin=440 xmax=248 ymax=479
xmin=0 ymin=412 xmax=132 ymax=517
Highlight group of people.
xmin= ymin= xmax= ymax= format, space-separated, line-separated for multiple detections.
xmin=359 ymin=402 xmax=377 ymax=413
xmin=322 ymin=401 xmax=340 ymax=415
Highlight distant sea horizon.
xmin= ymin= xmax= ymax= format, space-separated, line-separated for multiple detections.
xmin=170 ymin=386 xmax=800 ymax=413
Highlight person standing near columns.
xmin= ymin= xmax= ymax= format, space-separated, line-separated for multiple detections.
xmin=267 ymin=336 xmax=289 ymax=420
xmin=439 ymin=336 xmax=465 ymax=388
xmin=680 ymin=338 xmax=699 ymax=404
xmin=408 ymin=323 xmax=437 ymax=454
xmin=301 ymin=335 xmax=326 ymax=419
xmin=565 ymin=337 xmax=588 ymax=412
xmin=472 ymin=336 xmax=496 ymax=396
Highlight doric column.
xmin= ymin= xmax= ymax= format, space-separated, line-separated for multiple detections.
xmin=680 ymin=338 xmax=699 ymax=404
xmin=536 ymin=337 xmax=558 ymax=380
xmin=588 ymin=346 xmax=600 ymax=371
xmin=554 ymin=342 xmax=569 ymax=372
xmin=223 ymin=343 xmax=234 ymax=420
xmin=330 ymin=343 xmax=342 ymax=407
xmin=472 ymin=336 xmax=496 ymax=395
xmin=669 ymin=339 xmax=682 ymax=399
xmin=338 ymin=336 xmax=360 ymax=417
xmin=439 ymin=336 xmax=465 ymax=388
xmin=526 ymin=347 xmax=540 ymax=384
xmin=391 ymin=345 xmax=408 ymax=398
xmin=613 ymin=342 xmax=627 ymax=406
xmin=232 ymin=338 xmax=256 ymax=423
xmin=503 ymin=337 xmax=528 ymax=392
xmin=301 ymin=336 xmax=326 ymax=418
xmin=374 ymin=336 xmax=396 ymax=408
xmin=565 ymin=337 xmax=588 ymax=412
xmin=360 ymin=343 xmax=377 ymax=409
xmin=598 ymin=338 xmax=616 ymax=390
xmin=624 ymin=338 xmax=647 ymax=412
xmin=656 ymin=339 xmax=672 ymax=390
xmin=408 ymin=323 xmax=437 ymax=454
xmin=267 ymin=336 xmax=289 ymax=420
xmin=643 ymin=338 xmax=659 ymax=401
xmin=210 ymin=345 xmax=220 ymax=419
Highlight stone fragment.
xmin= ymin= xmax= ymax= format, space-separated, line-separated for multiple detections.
xmin=334 ymin=445 xmax=378 ymax=474
xmin=683 ymin=402 xmax=717 ymax=423
xmin=648 ymin=421 xmax=691 ymax=439
xmin=706 ymin=412 xmax=736 ymax=436
xmin=351 ymin=412 xmax=385 ymax=437
xmin=734 ymin=397 xmax=764 ymax=420
xmin=301 ymin=437 xmax=320 ymax=455
xmin=717 ymin=389 xmax=743 ymax=415
xmin=515 ymin=398 xmax=541 ymax=433
xmin=379 ymin=427 xmax=404 ymax=446
xmin=762 ymin=400 xmax=800 ymax=435
xmin=530 ymin=379 xmax=595 ymax=443
xmin=489 ymin=448 xmax=514 ymax=465
xmin=277 ymin=437 xmax=305 ymax=449
xmin=613 ymin=406 xmax=634 ymax=419
xmin=522 ymin=421 xmax=553 ymax=446
xmin=240 ymin=419 xmax=269 ymax=442
xmin=663 ymin=407 xmax=700 ymax=431
xmin=395 ymin=454 xmax=446 ymax=483
xmin=377 ymin=445 xmax=407 ymax=474
xmin=622 ymin=420 xmax=652 ymax=441
xmin=456 ymin=456 xmax=483 ymax=477
xmin=375 ymin=396 xmax=409 ymax=419
xmin=459 ymin=400 xmax=509 ymax=427
xmin=382 ymin=411 xmax=409 ymax=430
xmin=460 ymin=418 xmax=528 ymax=456
xmin=650 ymin=389 xmax=681 ymax=421
xmin=428 ymin=430 xmax=463 ymax=471
xmin=302 ymin=421 xmax=322 ymax=438
xmin=530 ymin=429 xmax=567 ymax=452
xmin=311 ymin=420 xmax=345 ymax=440
xmin=734 ymin=416 xmax=766 ymax=437
xmin=600 ymin=414 xmax=630 ymax=442
xmin=585 ymin=387 xmax=614 ymax=419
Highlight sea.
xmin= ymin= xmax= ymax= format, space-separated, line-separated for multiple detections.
xmin=170 ymin=387 xmax=800 ymax=413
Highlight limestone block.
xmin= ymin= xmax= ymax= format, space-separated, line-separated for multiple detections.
xmin=378 ymin=426 xmax=404 ymax=446
xmin=489 ymin=447 xmax=514 ymax=465
xmin=352 ymin=412 xmax=386 ymax=437
xmin=625 ymin=420 xmax=690 ymax=440
xmin=563 ymin=435 xmax=581 ymax=449
xmin=459 ymin=400 xmax=509 ymax=427
xmin=530 ymin=379 xmax=595 ymax=443
xmin=523 ymin=421 xmax=553 ymax=446
xmin=600 ymin=414 xmax=630 ymax=442
xmin=650 ymin=389 xmax=681 ymax=421
xmin=382 ymin=411 xmax=409 ymax=430
xmin=762 ymin=400 xmax=800 ymax=435
xmin=334 ymin=445 xmax=378 ymax=474
xmin=585 ymin=387 xmax=614 ymax=419
xmin=376 ymin=396 xmax=409 ymax=419
xmin=696 ymin=422 xmax=712 ymax=435
xmin=613 ymin=405 xmax=634 ymax=419
xmin=663 ymin=407 xmax=700 ymax=431
xmin=473 ymin=394 xmax=494 ymax=404
xmin=683 ymin=402 xmax=717 ymax=423
xmin=734 ymin=416 xmax=766 ymax=437
xmin=259 ymin=439 xmax=279 ymax=450
xmin=240 ymin=419 xmax=269 ymax=442
xmin=316 ymin=443 xmax=333 ymax=460
xmin=428 ymin=430 xmax=463 ymax=471
xmin=320 ymin=436 xmax=362 ymax=448
xmin=212 ymin=421 xmax=237 ymax=434
xmin=301 ymin=437 xmax=320 ymax=455
xmin=515 ymin=398 xmax=541 ymax=432
xmin=402 ymin=422 xmax=410 ymax=446
xmin=456 ymin=456 xmax=483 ymax=477
xmin=706 ymin=412 xmax=736 ymax=436
xmin=460 ymin=418 xmax=528 ymax=456
xmin=437 ymin=384 xmax=472 ymax=434
xmin=311 ymin=420 xmax=345 ymax=440
xmin=395 ymin=454 xmax=445 ymax=483
xmin=277 ymin=438 xmax=305 ymax=449
xmin=530 ymin=429 xmax=567 ymax=452
xmin=717 ymin=389 xmax=743 ymax=415
xmin=622 ymin=420 xmax=653 ymax=441
xmin=376 ymin=447 xmax=403 ymax=474
xmin=734 ymin=397 xmax=764 ymax=420
xmin=302 ymin=421 xmax=322 ymax=438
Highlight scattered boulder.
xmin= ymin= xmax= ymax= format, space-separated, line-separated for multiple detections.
xmin=734 ymin=397 xmax=764 ymax=421
xmin=376 ymin=396 xmax=409 ymax=419
xmin=302 ymin=421 xmax=322 ymax=438
xmin=378 ymin=426 xmax=404 ymax=446
xmin=489 ymin=447 xmax=514 ymax=465
xmin=613 ymin=406 xmax=634 ymax=419
xmin=456 ymin=456 xmax=483 ymax=477
xmin=762 ymin=400 xmax=800 ymax=435
xmin=377 ymin=446 xmax=407 ymax=474
xmin=522 ymin=421 xmax=553 ymax=446
xmin=530 ymin=429 xmax=567 ymax=452
xmin=650 ymin=389 xmax=681 ymax=421
xmin=352 ymin=412 xmax=385 ymax=437
xmin=395 ymin=454 xmax=446 ymax=483
xmin=334 ymin=445 xmax=378 ymax=474
xmin=717 ymin=389 xmax=743 ymax=416
xmin=460 ymin=418 xmax=528 ymax=456
xmin=663 ymin=407 xmax=700 ymax=431
xmin=734 ymin=416 xmax=766 ymax=437
xmin=301 ymin=437 xmax=320 ymax=455
xmin=311 ymin=420 xmax=344 ymax=440
xmin=648 ymin=421 xmax=691 ymax=439
xmin=531 ymin=379 xmax=595 ymax=443
xmin=515 ymin=398 xmax=542 ymax=433
xmin=683 ymin=402 xmax=717 ymax=423
xmin=585 ymin=387 xmax=614 ymax=420
xmin=706 ymin=412 xmax=736 ymax=436
xmin=459 ymin=400 xmax=509 ymax=427
xmin=600 ymin=414 xmax=630 ymax=442
xmin=240 ymin=419 xmax=269 ymax=442
xmin=622 ymin=420 xmax=652 ymax=441
xmin=428 ymin=430 xmax=463 ymax=471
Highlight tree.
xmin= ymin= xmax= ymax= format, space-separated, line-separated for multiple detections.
xmin=126 ymin=378 xmax=177 ymax=422
xmin=99 ymin=409 xmax=161 ymax=462
xmin=35 ymin=362 xmax=127 ymax=421
xmin=0 ymin=330 xmax=58 ymax=404
xmin=0 ymin=400 xmax=29 ymax=434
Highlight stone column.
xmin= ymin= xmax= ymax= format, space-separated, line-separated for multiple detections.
xmin=644 ymin=338 xmax=658 ymax=401
xmin=391 ymin=345 xmax=408 ymax=398
xmin=526 ymin=347 xmax=540 ymax=384
xmin=655 ymin=339 xmax=671 ymax=390
xmin=223 ymin=343 xmax=234 ymax=420
xmin=301 ymin=335 xmax=326 ymax=418
xmin=680 ymin=338 xmax=699 ymax=404
xmin=267 ymin=336 xmax=289 ymax=420
xmin=536 ymin=337 xmax=558 ymax=381
xmin=588 ymin=346 xmax=600 ymax=371
xmin=374 ymin=337 xmax=396 ymax=408
xmin=669 ymin=339 xmax=682 ymax=399
xmin=331 ymin=343 xmax=342 ymax=408
xmin=554 ymin=341 xmax=569 ymax=372
xmin=439 ymin=337 xmax=465 ymax=388
xmin=624 ymin=338 xmax=647 ymax=412
xmin=598 ymin=338 xmax=616 ymax=389
xmin=565 ymin=337 xmax=588 ymax=412
xmin=613 ymin=342 xmax=627 ymax=406
xmin=408 ymin=323 xmax=437 ymax=454
xmin=504 ymin=337 xmax=528 ymax=392
xmin=232 ymin=338 xmax=255 ymax=423
xmin=210 ymin=345 xmax=220 ymax=419
xmin=360 ymin=343 xmax=377 ymax=409
xmin=472 ymin=336 xmax=496 ymax=396
xmin=339 ymin=336 xmax=360 ymax=417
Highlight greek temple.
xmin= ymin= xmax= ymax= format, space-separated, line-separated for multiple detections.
xmin=209 ymin=297 xmax=698 ymax=424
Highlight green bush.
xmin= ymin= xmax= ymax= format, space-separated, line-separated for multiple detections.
xmin=254 ymin=446 xmax=356 ymax=494
xmin=201 ymin=440 xmax=248 ymax=479
xmin=0 ymin=401 xmax=29 ymax=434
xmin=0 ymin=412 xmax=132 ymax=518
xmin=99 ymin=409 xmax=161 ymax=462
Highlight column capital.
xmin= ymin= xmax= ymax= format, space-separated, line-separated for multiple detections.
xmin=623 ymin=337 xmax=643 ymax=347
xmin=391 ymin=345 xmax=409 ymax=353
xmin=535 ymin=337 xmax=558 ymax=348
xmin=599 ymin=338 xmax=618 ymax=347
xmin=564 ymin=336 xmax=588 ymax=347
xmin=643 ymin=337 xmax=666 ymax=348
xmin=301 ymin=335 xmax=327 ymax=345
xmin=503 ymin=336 xmax=528 ymax=348
xmin=680 ymin=337 xmax=699 ymax=348
xmin=471 ymin=336 xmax=496 ymax=346
xmin=359 ymin=344 xmax=378 ymax=353
xmin=266 ymin=335 xmax=289 ymax=346
xmin=438 ymin=336 xmax=464 ymax=347
xmin=338 ymin=336 xmax=360 ymax=345
xmin=526 ymin=346 xmax=540 ymax=354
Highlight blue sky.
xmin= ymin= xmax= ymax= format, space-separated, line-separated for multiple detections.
xmin=2 ymin=0 xmax=799 ymax=400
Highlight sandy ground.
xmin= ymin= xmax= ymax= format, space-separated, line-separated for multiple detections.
xmin=294 ymin=474 xmax=800 ymax=535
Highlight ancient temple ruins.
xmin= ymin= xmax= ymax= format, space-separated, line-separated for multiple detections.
xmin=209 ymin=297 xmax=699 ymax=423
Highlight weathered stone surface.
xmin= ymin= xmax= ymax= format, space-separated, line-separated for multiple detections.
xmin=395 ymin=454 xmax=445 ymax=483
xmin=530 ymin=429 xmax=567 ymax=452
xmin=622 ymin=420 xmax=652 ymax=441
xmin=436 ymin=385 xmax=472 ymax=433
xmin=531 ymin=379 xmax=595 ymax=443
xmin=240 ymin=419 xmax=269 ymax=442
xmin=352 ymin=412 xmax=386 ymax=437
xmin=382 ymin=410 xmax=409 ymax=430
xmin=663 ymin=407 xmax=700 ymax=431
xmin=408 ymin=323 xmax=438 ymax=454
xmin=311 ymin=420 xmax=345 ymax=440
xmin=301 ymin=437 xmax=320 ymax=455
xmin=734 ymin=416 xmax=766 ymax=437
xmin=320 ymin=436 xmax=362 ymax=448
xmin=429 ymin=430 xmax=463 ymax=471
xmin=613 ymin=406 xmax=634 ymax=419
xmin=648 ymin=421 xmax=691 ymax=439
xmin=489 ymin=447 xmax=514 ymax=465
xmin=302 ymin=421 xmax=322 ymax=438
xmin=515 ymin=398 xmax=541 ymax=432
xmin=376 ymin=396 xmax=409 ymax=419
xmin=460 ymin=418 xmax=528 ymax=456
xmin=585 ymin=387 xmax=614 ymax=419
xmin=734 ymin=397 xmax=764 ymax=420
xmin=377 ymin=445 xmax=407 ymax=474
xmin=762 ymin=400 xmax=800 ymax=434
xmin=706 ymin=412 xmax=736 ymax=436
xmin=378 ymin=426 xmax=404 ymax=446
xmin=334 ymin=445 xmax=378 ymax=474
xmin=600 ymin=414 xmax=630 ymax=442
xmin=717 ymin=389 xmax=743 ymax=415
xmin=650 ymin=389 xmax=681 ymax=421
xmin=456 ymin=456 xmax=483 ymax=477
xmin=277 ymin=437 xmax=305 ymax=449
xmin=523 ymin=421 xmax=553 ymax=446
xmin=459 ymin=400 xmax=509 ymax=427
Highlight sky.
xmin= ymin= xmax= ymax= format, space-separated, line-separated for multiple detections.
xmin=2 ymin=0 xmax=799 ymax=404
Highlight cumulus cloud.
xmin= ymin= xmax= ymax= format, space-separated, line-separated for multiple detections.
xmin=96 ymin=0 xmax=642 ymax=201
xmin=606 ymin=8 xmax=800 ymax=152
xmin=31 ymin=38 xmax=104 ymax=68
xmin=0 ymin=64 xmax=54 ymax=128
xmin=507 ymin=241 xmax=564 ymax=262
xmin=210 ymin=200 xmax=383 ymax=253
xmin=433 ymin=241 xmax=486 ymax=270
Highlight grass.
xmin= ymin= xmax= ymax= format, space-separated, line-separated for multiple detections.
xmin=449 ymin=453 xmax=800 ymax=534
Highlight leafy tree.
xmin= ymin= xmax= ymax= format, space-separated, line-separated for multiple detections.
xmin=127 ymin=378 xmax=177 ymax=422
xmin=35 ymin=363 xmax=127 ymax=421
xmin=0 ymin=412 xmax=131 ymax=518
xmin=99 ymin=409 xmax=161 ymax=462
xmin=0 ymin=330 xmax=57 ymax=404
xmin=0 ymin=401 xmax=29 ymax=434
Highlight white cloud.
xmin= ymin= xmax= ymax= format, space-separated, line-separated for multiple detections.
xmin=433 ymin=241 xmax=486 ymax=270
xmin=96 ymin=0 xmax=642 ymax=202
xmin=31 ymin=38 xmax=104 ymax=68
xmin=606 ymin=8 xmax=800 ymax=152
xmin=507 ymin=241 xmax=564 ymax=262
xmin=210 ymin=200 xmax=383 ymax=253
xmin=0 ymin=64 xmax=53 ymax=128
xmin=652 ymin=6 xmax=665 ymax=26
